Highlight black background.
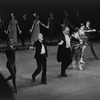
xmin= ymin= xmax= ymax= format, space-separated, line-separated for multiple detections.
xmin=0 ymin=0 xmax=100 ymax=40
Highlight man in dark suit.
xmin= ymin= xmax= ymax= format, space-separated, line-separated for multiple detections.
xmin=58 ymin=27 xmax=72 ymax=77
xmin=30 ymin=33 xmax=48 ymax=84
xmin=1 ymin=39 xmax=17 ymax=93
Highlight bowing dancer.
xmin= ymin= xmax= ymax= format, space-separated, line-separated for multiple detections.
xmin=6 ymin=13 xmax=21 ymax=44
xmin=58 ymin=27 xmax=72 ymax=77
xmin=29 ymin=33 xmax=48 ymax=84
xmin=29 ymin=14 xmax=48 ymax=46
xmin=1 ymin=39 xmax=17 ymax=93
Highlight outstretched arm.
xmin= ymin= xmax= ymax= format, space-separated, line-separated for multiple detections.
xmin=6 ymin=22 xmax=11 ymax=34
xmin=40 ymin=21 xmax=49 ymax=29
xmin=16 ymin=21 xmax=22 ymax=34
xmin=29 ymin=21 xmax=35 ymax=33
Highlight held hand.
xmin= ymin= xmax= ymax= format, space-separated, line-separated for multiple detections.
xmin=19 ymin=30 xmax=22 ymax=34
xmin=58 ymin=41 xmax=64 ymax=45
xmin=4 ymin=30 xmax=7 ymax=34
xmin=92 ymin=29 xmax=96 ymax=32
xmin=29 ymin=29 xmax=32 ymax=33
xmin=29 ymin=46 xmax=35 ymax=50
xmin=46 ymin=24 xmax=49 ymax=29
xmin=61 ymin=24 xmax=64 ymax=27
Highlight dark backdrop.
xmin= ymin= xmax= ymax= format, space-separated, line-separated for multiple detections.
xmin=0 ymin=0 xmax=100 ymax=40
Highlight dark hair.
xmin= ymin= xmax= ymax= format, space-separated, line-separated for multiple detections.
xmin=74 ymin=27 xmax=79 ymax=32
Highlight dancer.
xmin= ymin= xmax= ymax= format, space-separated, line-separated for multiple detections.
xmin=58 ymin=27 xmax=72 ymax=76
xmin=62 ymin=10 xmax=73 ymax=29
xmin=78 ymin=24 xmax=87 ymax=64
xmin=84 ymin=21 xmax=99 ymax=60
xmin=29 ymin=14 xmax=48 ymax=46
xmin=0 ymin=16 xmax=6 ymax=41
xmin=71 ymin=27 xmax=84 ymax=70
xmin=29 ymin=33 xmax=48 ymax=84
xmin=20 ymin=13 xmax=28 ymax=46
xmin=1 ymin=39 xmax=17 ymax=93
xmin=6 ymin=13 xmax=21 ymax=44
xmin=47 ymin=13 xmax=56 ymax=43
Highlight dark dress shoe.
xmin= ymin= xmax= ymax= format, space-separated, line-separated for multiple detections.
xmin=61 ymin=74 xmax=68 ymax=77
xmin=41 ymin=82 xmax=47 ymax=84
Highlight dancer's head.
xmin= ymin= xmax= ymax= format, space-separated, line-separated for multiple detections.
xmin=7 ymin=39 xmax=14 ymax=46
xmin=38 ymin=33 xmax=43 ymax=41
xmin=63 ymin=27 xmax=70 ymax=35
xmin=86 ymin=21 xmax=91 ymax=27
xmin=11 ymin=13 xmax=15 ymax=19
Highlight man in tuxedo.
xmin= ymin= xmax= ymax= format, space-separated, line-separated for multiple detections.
xmin=58 ymin=27 xmax=72 ymax=77
xmin=30 ymin=33 xmax=48 ymax=84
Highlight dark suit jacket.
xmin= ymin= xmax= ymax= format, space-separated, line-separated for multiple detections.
xmin=57 ymin=33 xmax=72 ymax=62
xmin=5 ymin=45 xmax=15 ymax=63
xmin=33 ymin=40 xmax=48 ymax=59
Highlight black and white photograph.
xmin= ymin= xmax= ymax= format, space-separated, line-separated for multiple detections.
xmin=0 ymin=0 xmax=100 ymax=100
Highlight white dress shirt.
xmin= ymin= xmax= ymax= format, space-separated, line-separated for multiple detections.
xmin=40 ymin=42 xmax=46 ymax=54
xmin=64 ymin=33 xmax=70 ymax=48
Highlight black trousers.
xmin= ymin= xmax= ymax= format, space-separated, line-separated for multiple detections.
xmin=6 ymin=61 xmax=16 ymax=80
xmin=6 ymin=61 xmax=17 ymax=92
xmin=32 ymin=55 xmax=47 ymax=83
xmin=61 ymin=48 xmax=72 ymax=75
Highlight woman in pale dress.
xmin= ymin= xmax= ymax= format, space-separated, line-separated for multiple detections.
xmin=6 ymin=13 xmax=21 ymax=44
xmin=29 ymin=14 xmax=48 ymax=45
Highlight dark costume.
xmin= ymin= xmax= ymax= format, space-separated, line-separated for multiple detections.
xmin=85 ymin=27 xmax=99 ymax=59
xmin=57 ymin=33 xmax=72 ymax=76
xmin=21 ymin=17 xmax=29 ymax=46
xmin=48 ymin=16 xmax=55 ymax=43
xmin=32 ymin=40 xmax=48 ymax=84
xmin=2 ymin=44 xmax=17 ymax=93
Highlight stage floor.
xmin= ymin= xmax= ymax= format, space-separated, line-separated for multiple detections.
xmin=0 ymin=42 xmax=100 ymax=100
